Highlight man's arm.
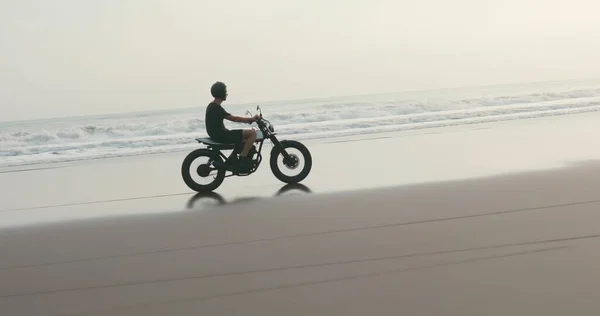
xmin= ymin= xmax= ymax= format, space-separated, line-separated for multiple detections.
xmin=225 ymin=114 xmax=255 ymax=124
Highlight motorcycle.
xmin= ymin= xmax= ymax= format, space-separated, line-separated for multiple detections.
xmin=181 ymin=105 xmax=313 ymax=192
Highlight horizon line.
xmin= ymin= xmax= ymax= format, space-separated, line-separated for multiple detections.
xmin=2 ymin=76 xmax=600 ymax=124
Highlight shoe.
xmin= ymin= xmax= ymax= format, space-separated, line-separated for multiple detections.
xmin=236 ymin=155 xmax=252 ymax=173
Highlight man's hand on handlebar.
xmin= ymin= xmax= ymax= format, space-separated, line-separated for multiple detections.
xmin=248 ymin=114 xmax=260 ymax=123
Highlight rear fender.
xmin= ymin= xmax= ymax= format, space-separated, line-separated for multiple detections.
xmin=189 ymin=148 xmax=222 ymax=161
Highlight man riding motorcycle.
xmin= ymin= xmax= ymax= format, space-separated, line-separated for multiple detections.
xmin=204 ymin=81 xmax=260 ymax=172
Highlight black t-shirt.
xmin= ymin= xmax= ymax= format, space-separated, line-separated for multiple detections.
xmin=205 ymin=102 xmax=231 ymax=137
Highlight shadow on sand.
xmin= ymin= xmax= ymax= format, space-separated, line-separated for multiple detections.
xmin=186 ymin=183 xmax=312 ymax=210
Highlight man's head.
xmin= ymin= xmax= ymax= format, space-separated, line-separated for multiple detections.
xmin=210 ymin=81 xmax=227 ymax=101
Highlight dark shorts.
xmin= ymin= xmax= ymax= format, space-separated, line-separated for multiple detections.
xmin=209 ymin=129 xmax=244 ymax=144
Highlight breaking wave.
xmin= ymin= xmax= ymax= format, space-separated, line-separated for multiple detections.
xmin=2 ymin=86 xmax=600 ymax=167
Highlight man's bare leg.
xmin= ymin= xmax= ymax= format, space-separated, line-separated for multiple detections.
xmin=240 ymin=129 xmax=257 ymax=156
xmin=235 ymin=129 xmax=257 ymax=172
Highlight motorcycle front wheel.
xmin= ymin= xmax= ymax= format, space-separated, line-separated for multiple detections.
xmin=269 ymin=140 xmax=312 ymax=184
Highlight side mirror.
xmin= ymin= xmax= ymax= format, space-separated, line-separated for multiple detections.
xmin=256 ymin=105 xmax=262 ymax=116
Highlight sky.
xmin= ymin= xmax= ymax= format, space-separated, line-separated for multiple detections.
xmin=1 ymin=0 xmax=600 ymax=121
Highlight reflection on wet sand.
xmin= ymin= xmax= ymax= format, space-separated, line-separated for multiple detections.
xmin=186 ymin=183 xmax=312 ymax=210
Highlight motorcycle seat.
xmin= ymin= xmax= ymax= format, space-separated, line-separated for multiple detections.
xmin=195 ymin=137 xmax=239 ymax=150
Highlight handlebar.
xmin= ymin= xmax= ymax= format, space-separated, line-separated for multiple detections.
xmin=245 ymin=105 xmax=274 ymax=134
xmin=246 ymin=105 xmax=263 ymax=121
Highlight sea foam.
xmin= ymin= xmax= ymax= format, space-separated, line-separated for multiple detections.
xmin=2 ymin=83 xmax=600 ymax=167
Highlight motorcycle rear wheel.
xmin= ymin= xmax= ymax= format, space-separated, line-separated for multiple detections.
xmin=181 ymin=149 xmax=226 ymax=192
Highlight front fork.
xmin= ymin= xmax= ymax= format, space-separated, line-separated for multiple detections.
xmin=270 ymin=136 xmax=299 ymax=167
xmin=270 ymin=137 xmax=291 ymax=159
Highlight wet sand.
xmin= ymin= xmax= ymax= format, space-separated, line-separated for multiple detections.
xmin=2 ymin=112 xmax=600 ymax=315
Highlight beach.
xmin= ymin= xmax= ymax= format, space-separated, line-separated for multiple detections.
xmin=2 ymin=111 xmax=600 ymax=315
xmin=4 ymin=1 xmax=600 ymax=314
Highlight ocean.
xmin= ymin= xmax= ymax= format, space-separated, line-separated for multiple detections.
xmin=2 ymin=79 xmax=600 ymax=167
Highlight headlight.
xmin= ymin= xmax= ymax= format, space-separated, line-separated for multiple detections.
xmin=269 ymin=125 xmax=275 ymax=132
